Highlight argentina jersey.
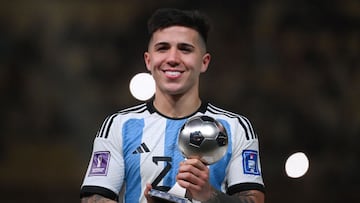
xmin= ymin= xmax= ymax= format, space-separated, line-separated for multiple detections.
xmin=80 ymin=101 xmax=264 ymax=203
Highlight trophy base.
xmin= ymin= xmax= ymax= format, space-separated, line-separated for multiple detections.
xmin=148 ymin=189 xmax=191 ymax=203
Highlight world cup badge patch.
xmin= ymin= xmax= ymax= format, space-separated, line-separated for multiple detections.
xmin=242 ymin=150 xmax=260 ymax=175
xmin=89 ymin=151 xmax=110 ymax=176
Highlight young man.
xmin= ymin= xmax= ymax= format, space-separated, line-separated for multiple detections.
xmin=80 ymin=8 xmax=265 ymax=203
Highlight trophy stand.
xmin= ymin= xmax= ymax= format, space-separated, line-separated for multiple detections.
xmin=149 ymin=182 xmax=191 ymax=203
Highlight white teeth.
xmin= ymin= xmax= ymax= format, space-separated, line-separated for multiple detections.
xmin=165 ymin=71 xmax=181 ymax=77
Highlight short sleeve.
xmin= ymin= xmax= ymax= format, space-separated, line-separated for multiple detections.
xmin=80 ymin=114 xmax=125 ymax=200
xmin=226 ymin=116 xmax=265 ymax=194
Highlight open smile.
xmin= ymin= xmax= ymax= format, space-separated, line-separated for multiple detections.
xmin=163 ymin=69 xmax=184 ymax=78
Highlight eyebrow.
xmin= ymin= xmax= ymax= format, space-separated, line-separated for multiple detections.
xmin=178 ymin=43 xmax=195 ymax=49
xmin=153 ymin=42 xmax=195 ymax=49
xmin=153 ymin=42 xmax=169 ymax=48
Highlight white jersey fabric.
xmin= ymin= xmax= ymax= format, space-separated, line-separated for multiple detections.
xmin=80 ymin=101 xmax=265 ymax=202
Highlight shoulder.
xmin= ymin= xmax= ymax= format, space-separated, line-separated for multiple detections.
xmin=106 ymin=102 xmax=150 ymax=121
xmin=205 ymin=102 xmax=258 ymax=140
xmin=95 ymin=102 xmax=150 ymax=139
xmin=117 ymin=102 xmax=149 ymax=115
xmin=205 ymin=102 xmax=250 ymax=123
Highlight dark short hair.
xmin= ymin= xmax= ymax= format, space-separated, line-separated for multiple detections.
xmin=147 ymin=8 xmax=211 ymax=44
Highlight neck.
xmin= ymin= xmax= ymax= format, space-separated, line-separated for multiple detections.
xmin=153 ymin=94 xmax=201 ymax=118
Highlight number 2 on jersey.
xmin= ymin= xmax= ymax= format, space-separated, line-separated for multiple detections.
xmin=151 ymin=156 xmax=172 ymax=190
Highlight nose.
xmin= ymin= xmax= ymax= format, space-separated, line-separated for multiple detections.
xmin=166 ymin=48 xmax=180 ymax=67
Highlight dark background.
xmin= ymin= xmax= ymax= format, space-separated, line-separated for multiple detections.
xmin=0 ymin=0 xmax=359 ymax=202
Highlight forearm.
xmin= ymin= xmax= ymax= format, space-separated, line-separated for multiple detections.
xmin=81 ymin=194 xmax=117 ymax=203
xmin=204 ymin=189 xmax=264 ymax=203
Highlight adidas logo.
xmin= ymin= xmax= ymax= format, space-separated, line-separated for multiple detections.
xmin=132 ymin=143 xmax=150 ymax=154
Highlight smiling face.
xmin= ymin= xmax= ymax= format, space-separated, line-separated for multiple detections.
xmin=144 ymin=26 xmax=211 ymax=98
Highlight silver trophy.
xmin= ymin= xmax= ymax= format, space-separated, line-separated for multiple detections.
xmin=149 ymin=115 xmax=228 ymax=203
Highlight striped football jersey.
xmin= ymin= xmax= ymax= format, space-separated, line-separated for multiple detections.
xmin=80 ymin=101 xmax=264 ymax=203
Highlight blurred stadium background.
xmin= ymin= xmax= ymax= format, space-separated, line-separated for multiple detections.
xmin=0 ymin=0 xmax=359 ymax=202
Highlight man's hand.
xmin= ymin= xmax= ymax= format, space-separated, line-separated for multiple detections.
xmin=144 ymin=183 xmax=155 ymax=203
xmin=176 ymin=158 xmax=214 ymax=202
xmin=176 ymin=158 xmax=265 ymax=203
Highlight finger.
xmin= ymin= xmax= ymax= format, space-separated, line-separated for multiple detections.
xmin=179 ymin=160 xmax=209 ymax=180
xmin=177 ymin=168 xmax=208 ymax=187
xmin=144 ymin=183 xmax=154 ymax=203
xmin=183 ymin=158 xmax=208 ymax=170
xmin=177 ymin=177 xmax=205 ymax=193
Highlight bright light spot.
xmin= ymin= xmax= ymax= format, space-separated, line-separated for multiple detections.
xmin=129 ymin=73 xmax=155 ymax=101
xmin=285 ymin=152 xmax=309 ymax=178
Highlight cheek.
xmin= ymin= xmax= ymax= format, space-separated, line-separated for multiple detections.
xmin=146 ymin=64 xmax=152 ymax=72
xmin=184 ymin=55 xmax=206 ymax=70
xmin=147 ymin=55 xmax=164 ymax=69
xmin=145 ymin=59 xmax=155 ymax=72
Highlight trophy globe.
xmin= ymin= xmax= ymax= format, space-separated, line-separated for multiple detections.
xmin=178 ymin=115 xmax=228 ymax=165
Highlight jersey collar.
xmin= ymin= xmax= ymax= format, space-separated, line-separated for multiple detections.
xmin=146 ymin=99 xmax=208 ymax=119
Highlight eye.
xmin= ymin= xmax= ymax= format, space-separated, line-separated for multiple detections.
xmin=180 ymin=47 xmax=192 ymax=53
xmin=154 ymin=43 xmax=170 ymax=52
xmin=157 ymin=46 xmax=168 ymax=51
xmin=178 ymin=44 xmax=194 ymax=53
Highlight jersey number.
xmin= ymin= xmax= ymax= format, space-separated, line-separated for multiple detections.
xmin=151 ymin=156 xmax=172 ymax=190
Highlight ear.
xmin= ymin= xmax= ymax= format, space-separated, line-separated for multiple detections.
xmin=144 ymin=52 xmax=151 ymax=72
xmin=200 ymin=53 xmax=211 ymax=73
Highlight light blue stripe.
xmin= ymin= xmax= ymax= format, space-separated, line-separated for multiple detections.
xmin=163 ymin=119 xmax=187 ymax=188
xmin=122 ymin=118 xmax=144 ymax=202
xmin=209 ymin=119 xmax=232 ymax=190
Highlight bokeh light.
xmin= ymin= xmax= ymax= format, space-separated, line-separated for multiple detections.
xmin=129 ymin=73 xmax=155 ymax=101
xmin=285 ymin=152 xmax=309 ymax=178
